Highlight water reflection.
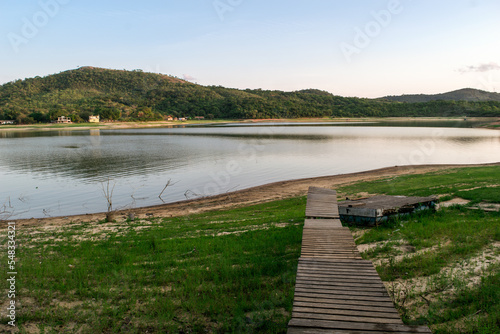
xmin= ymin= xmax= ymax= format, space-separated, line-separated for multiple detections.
xmin=0 ymin=124 xmax=499 ymax=218
xmin=0 ymin=126 xmax=498 ymax=182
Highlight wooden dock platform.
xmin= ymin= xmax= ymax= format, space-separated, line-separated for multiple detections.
xmin=339 ymin=195 xmax=436 ymax=225
xmin=288 ymin=187 xmax=431 ymax=333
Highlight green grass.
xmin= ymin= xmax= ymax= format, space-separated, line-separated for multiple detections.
xmin=355 ymin=208 xmax=500 ymax=281
xmin=1 ymin=197 xmax=306 ymax=333
xmin=456 ymin=186 xmax=500 ymax=204
xmin=341 ymin=165 xmax=500 ymax=333
xmin=425 ymin=268 xmax=500 ymax=333
xmin=340 ymin=166 xmax=500 ymax=200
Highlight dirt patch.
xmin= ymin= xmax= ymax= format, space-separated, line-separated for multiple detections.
xmin=351 ymin=229 xmax=370 ymax=240
xmin=477 ymin=202 xmax=500 ymax=212
xmin=356 ymin=239 xmax=401 ymax=253
xmin=384 ymin=241 xmax=500 ymax=321
xmin=437 ymin=197 xmax=471 ymax=209
xmin=0 ymin=324 xmax=19 ymax=333
xmin=51 ymin=300 xmax=84 ymax=309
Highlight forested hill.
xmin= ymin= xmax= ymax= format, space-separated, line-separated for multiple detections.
xmin=1 ymin=67 xmax=500 ymax=123
xmin=383 ymin=88 xmax=500 ymax=103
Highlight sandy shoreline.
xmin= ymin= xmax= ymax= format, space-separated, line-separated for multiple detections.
xmin=1 ymin=117 xmax=499 ymax=132
xmin=5 ymin=163 xmax=500 ymax=229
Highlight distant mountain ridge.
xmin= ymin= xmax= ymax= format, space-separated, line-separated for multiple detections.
xmin=1 ymin=67 xmax=500 ymax=123
xmin=382 ymin=88 xmax=500 ymax=103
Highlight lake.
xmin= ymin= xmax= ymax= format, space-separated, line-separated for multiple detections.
xmin=1 ymin=121 xmax=499 ymax=219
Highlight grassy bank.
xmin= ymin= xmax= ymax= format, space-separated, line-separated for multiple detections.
xmin=1 ymin=198 xmax=307 ymax=333
xmin=1 ymin=166 xmax=499 ymax=333
xmin=340 ymin=166 xmax=500 ymax=333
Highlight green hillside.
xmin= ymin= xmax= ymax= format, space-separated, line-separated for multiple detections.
xmin=383 ymin=88 xmax=500 ymax=103
xmin=1 ymin=67 xmax=500 ymax=123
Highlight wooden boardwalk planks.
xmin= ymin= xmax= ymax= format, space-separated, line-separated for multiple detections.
xmin=288 ymin=187 xmax=432 ymax=333
xmin=304 ymin=219 xmax=343 ymax=229
xmin=305 ymin=187 xmax=340 ymax=218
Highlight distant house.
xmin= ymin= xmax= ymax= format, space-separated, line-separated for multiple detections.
xmin=56 ymin=116 xmax=72 ymax=124
xmin=165 ymin=115 xmax=174 ymax=121
xmin=178 ymin=117 xmax=187 ymax=121
xmin=194 ymin=116 xmax=205 ymax=120
xmin=89 ymin=115 xmax=100 ymax=123
xmin=0 ymin=120 xmax=14 ymax=125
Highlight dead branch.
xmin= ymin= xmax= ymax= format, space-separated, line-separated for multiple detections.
xmin=101 ymin=178 xmax=115 ymax=213
xmin=158 ymin=179 xmax=178 ymax=202
xmin=184 ymin=189 xmax=203 ymax=200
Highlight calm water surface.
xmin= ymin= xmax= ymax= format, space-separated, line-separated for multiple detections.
xmin=1 ymin=122 xmax=499 ymax=218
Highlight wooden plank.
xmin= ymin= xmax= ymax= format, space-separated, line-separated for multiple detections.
xmin=288 ymin=319 xmax=432 ymax=333
xmin=296 ymin=273 xmax=383 ymax=282
xmin=301 ymin=240 xmax=358 ymax=244
xmin=305 ymin=212 xmax=340 ymax=219
xmin=293 ymin=291 xmax=395 ymax=303
xmin=298 ymin=259 xmax=374 ymax=265
xmin=300 ymin=245 xmax=358 ymax=248
xmin=300 ymin=244 xmax=359 ymax=248
xmin=296 ymin=261 xmax=375 ymax=269
xmin=301 ymin=244 xmax=358 ymax=247
xmin=295 ymin=279 xmax=386 ymax=289
xmin=302 ymin=235 xmax=354 ymax=239
xmin=304 ymin=219 xmax=343 ymax=229
xmin=301 ymin=238 xmax=356 ymax=241
xmin=298 ymin=259 xmax=373 ymax=266
xmin=300 ymin=255 xmax=362 ymax=260
xmin=300 ymin=254 xmax=362 ymax=258
xmin=295 ymin=275 xmax=384 ymax=284
xmin=294 ymin=286 xmax=388 ymax=298
xmin=291 ymin=311 xmax=403 ymax=324
xmin=288 ymin=327 xmax=385 ymax=334
xmin=300 ymin=252 xmax=360 ymax=256
xmin=297 ymin=264 xmax=376 ymax=272
xmin=296 ymin=276 xmax=382 ymax=284
xmin=301 ymin=237 xmax=357 ymax=241
xmin=295 ymin=283 xmax=388 ymax=293
xmin=300 ymin=248 xmax=359 ymax=252
xmin=296 ymin=268 xmax=379 ymax=276
xmin=299 ymin=258 xmax=373 ymax=264
xmin=308 ymin=189 xmax=337 ymax=195
xmin=288 ymin=326 xmax=430 ymax=334
xmin=293 ymin=296 xmax=396 ymax=309
xmin=292 ymin=301 xmax=400 ymax=315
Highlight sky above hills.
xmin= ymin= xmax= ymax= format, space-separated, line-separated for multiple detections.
xmin=1 ymin=0 xmax=499 ymax=98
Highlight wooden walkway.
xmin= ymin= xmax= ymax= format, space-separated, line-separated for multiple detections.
xmin=288 ymin=187 xmax=431 ymax=333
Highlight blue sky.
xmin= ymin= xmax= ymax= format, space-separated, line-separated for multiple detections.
xmin=1 ymin=0 xmax=499 ymax=97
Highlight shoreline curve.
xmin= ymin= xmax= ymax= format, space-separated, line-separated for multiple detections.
xmin=5 ymin=162 xmax=500 ymax=228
